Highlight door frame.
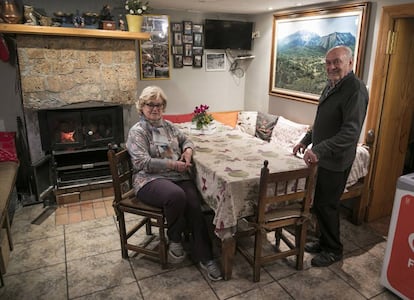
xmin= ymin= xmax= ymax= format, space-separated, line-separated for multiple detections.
xmin=363 ymin=3 xmax=414 ymax=221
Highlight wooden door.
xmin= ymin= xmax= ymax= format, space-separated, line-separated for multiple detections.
xmin=365 ymin=15 xmax=414 ymax=221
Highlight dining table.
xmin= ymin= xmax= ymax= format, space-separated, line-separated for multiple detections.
xmin=176 ymin=121 xmax=307 ymax=280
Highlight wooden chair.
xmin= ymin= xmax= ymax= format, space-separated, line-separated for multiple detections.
xmin=236 ymin=160 xmax=317 ymax=282
xmin=107 ymin=146 xmax=168 ymax=269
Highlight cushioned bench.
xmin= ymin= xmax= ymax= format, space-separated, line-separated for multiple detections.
xmin=0 ymin=161 xmax=18 ymax=285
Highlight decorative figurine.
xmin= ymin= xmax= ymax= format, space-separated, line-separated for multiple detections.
xmin=73 ymin=10 xmax=85 ymax=28
xmin=118 ymin=15 xmax=126 ymax=31
xmin=99 ymin=4 xmax=116 ymax=30
xmin=24 ymin=5 xmax=37 ymax=25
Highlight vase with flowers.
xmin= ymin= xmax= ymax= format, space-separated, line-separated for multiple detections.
xmin=124 ymin=0 xmax=150 ymax=32
xmin=191 ymin=104 xmax=216 ymax=134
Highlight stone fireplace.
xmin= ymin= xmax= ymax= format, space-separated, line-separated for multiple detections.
xmin=15 ymin=34 xmax=141 ymax=205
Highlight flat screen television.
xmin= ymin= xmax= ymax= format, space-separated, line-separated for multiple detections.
xmin=204 ymin=19 xmax=253 ymax=50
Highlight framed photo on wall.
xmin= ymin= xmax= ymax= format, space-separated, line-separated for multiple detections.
xmin=172 ymin=45 xmax=183 ymax=55
xmin=193 ymin=55 xmax=202 ymax=68
xmin=193 ymin=33 xmax=203 ymax=47
xmin=140 ymin=15 xmax=170 ymax=80
xmin=182 ymin=34 xmax=193 ymax=44
xmin=205 ymin=53 xmax=226 ymax=71
xmin=193 ymin=47 xmax=203 ymax=55
xmin=183 ymin=21 xmax=193 ymax=34
xmin=269 ymin=2 xmax=370 ymax=103
xmin=173 ymin=32 xmax=182 ymax=45
xmin=193 ymin=24 xmax=203 ymax=33
xmin=173 ymin=55 xmax=183 ymax=68
xmin=184 ymin=44 xmax=192 ymax=56
xmin=171 ymin=20 xmax=205 ymax=68
xmin=183 ymin=56 xmax=193 ymax=66
xmin=171 ymin=22 xmax=182 ymax=32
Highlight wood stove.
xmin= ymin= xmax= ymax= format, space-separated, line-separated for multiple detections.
xmin=38 ymin=102 xmax=124 ymax=189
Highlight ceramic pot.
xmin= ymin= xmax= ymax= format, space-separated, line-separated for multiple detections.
xmin=126 ymin=14 xmax=143 ymax=32
xmin=1 ymin=0 xmax=22 ymax=24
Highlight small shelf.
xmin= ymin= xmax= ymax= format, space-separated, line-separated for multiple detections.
xmin=235 ymin=55 xmax=255 ymax=61
xmin=0 ymin=23 xmax=150 ymax=40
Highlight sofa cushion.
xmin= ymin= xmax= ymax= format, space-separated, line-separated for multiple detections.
xmin=0 ymin=132 xmax=18 ymax=162
xmin=255 ymin=112 xmax=278 ymax=141
xmin=210 ymin=111 xmax=239 ymax=128
xmin=163 ymin=113 xmax=193 ymax=123
xmin=236 ymin=111 xmax=258 ymax=136
xmin=270 ymin=116 xmax=309 ymax=151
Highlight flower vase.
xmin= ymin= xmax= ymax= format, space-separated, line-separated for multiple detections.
xmin=190 ymin=121 xmax=217 ymax=135
xmin=126 ymin=14 xmax=143 ymax=32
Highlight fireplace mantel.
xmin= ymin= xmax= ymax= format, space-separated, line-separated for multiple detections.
xmin=0 ymin=23 xmax=150 ymax=40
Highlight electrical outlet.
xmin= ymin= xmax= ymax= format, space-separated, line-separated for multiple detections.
xmin=252 ymin=31 xmax=260 ymax=39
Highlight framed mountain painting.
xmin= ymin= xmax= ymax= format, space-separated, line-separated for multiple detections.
xmin=269 ymin=2 xmax=370 ymax=103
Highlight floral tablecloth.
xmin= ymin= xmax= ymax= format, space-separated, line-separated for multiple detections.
xmin=176 ymin=122 xmax=307 ymax=239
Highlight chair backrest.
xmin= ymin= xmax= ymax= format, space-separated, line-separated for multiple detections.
xmin=107 ymin=147 xmax=135 ymax=203
xmin=257 ymin=160 xmax=316 ymax=225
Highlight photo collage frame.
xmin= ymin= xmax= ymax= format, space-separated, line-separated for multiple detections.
xmin=171 ymin=21 xmax=204 ymax=68
xmin=139 ymin=15 xmax=170 ymax=80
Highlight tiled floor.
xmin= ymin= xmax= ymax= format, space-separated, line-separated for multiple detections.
xmin=0 ymin=202 xmax=400 ymax=300
xmin=55 ymin=198 xmax=115 ymax=225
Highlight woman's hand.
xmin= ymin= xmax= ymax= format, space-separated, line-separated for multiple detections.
xmin=175 ymin=160 xmax=191 ymax=172
xmin=180 ymin=148 xmax=193 ymax=167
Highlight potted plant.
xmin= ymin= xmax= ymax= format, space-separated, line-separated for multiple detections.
xmin=191 ymin=104 xmax=216 ymax=134
xmin=124 ymin=0 xmax=150 ymax=32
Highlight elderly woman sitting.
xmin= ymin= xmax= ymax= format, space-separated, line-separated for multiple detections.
xmin=126 ymin=85 xmax=222 ymax=281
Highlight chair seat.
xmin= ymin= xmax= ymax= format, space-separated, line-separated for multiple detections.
xmin=120 ymin=196 xmax=163 ymax=213
xmin=265 ymin=204 xmax=302 ymax=222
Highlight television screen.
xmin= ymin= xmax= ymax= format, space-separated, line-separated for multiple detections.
xmin=204 ymin=19 xmax=253 ymax=50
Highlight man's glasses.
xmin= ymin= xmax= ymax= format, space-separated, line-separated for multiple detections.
xmin=145 ymin=103 xmax=164 ymax=109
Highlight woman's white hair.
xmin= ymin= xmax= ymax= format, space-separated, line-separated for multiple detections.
xmin=136 ymin=86 xmax=167 ymax=114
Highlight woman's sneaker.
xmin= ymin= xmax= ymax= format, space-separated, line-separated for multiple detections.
xmin=168 ymin=242 xmax=186 ymax=263
xmin=200 ymin=260 xmax=223 ymax=281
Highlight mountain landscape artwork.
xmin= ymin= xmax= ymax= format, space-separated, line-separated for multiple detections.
xmin=271 ymin=11 xmax=363 ymax=101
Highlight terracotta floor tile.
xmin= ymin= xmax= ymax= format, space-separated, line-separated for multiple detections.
xmin=55 ymin=198 xmax=116 ymax=225
xmin=68 ymin=205 xmax=81 ymax=213
xmin=92 ymin=201 xmax=105 ymax=209
xmin=68 ymin=212 xmax=82 ymax=224
xmin=81 ymin=209 xmax=95 ymax=221
xmin=55 ymin=206 xmax=68 ymax=216
xmin=80 ymin=202 xmax=93 ymax=210
xmin=104 ymin=199 xmax=113 ymax=210
xmin=94 ymin=207 xmax=108 ymax=218
xmin=105 ymin=206 xmax=115 ymax=215
xmin=55 ymin=213 xmax=69 ymax=225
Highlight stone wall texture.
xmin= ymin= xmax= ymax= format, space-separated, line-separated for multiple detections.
xmin=17 ymin=35 xmax=138 ymax=109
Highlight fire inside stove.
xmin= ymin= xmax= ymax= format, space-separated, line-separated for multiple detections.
xmin=60 ymin=131 xmax=76 ymax=143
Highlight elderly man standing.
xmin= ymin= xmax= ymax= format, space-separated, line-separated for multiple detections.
xmin=293 ymin=45 xmax=368 ymax=267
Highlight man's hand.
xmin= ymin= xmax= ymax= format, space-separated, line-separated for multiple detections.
xmin=293 ymin=143 xmax=306 ymax=156
xmin=303 ymin=149 xmax=319 ymax=166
